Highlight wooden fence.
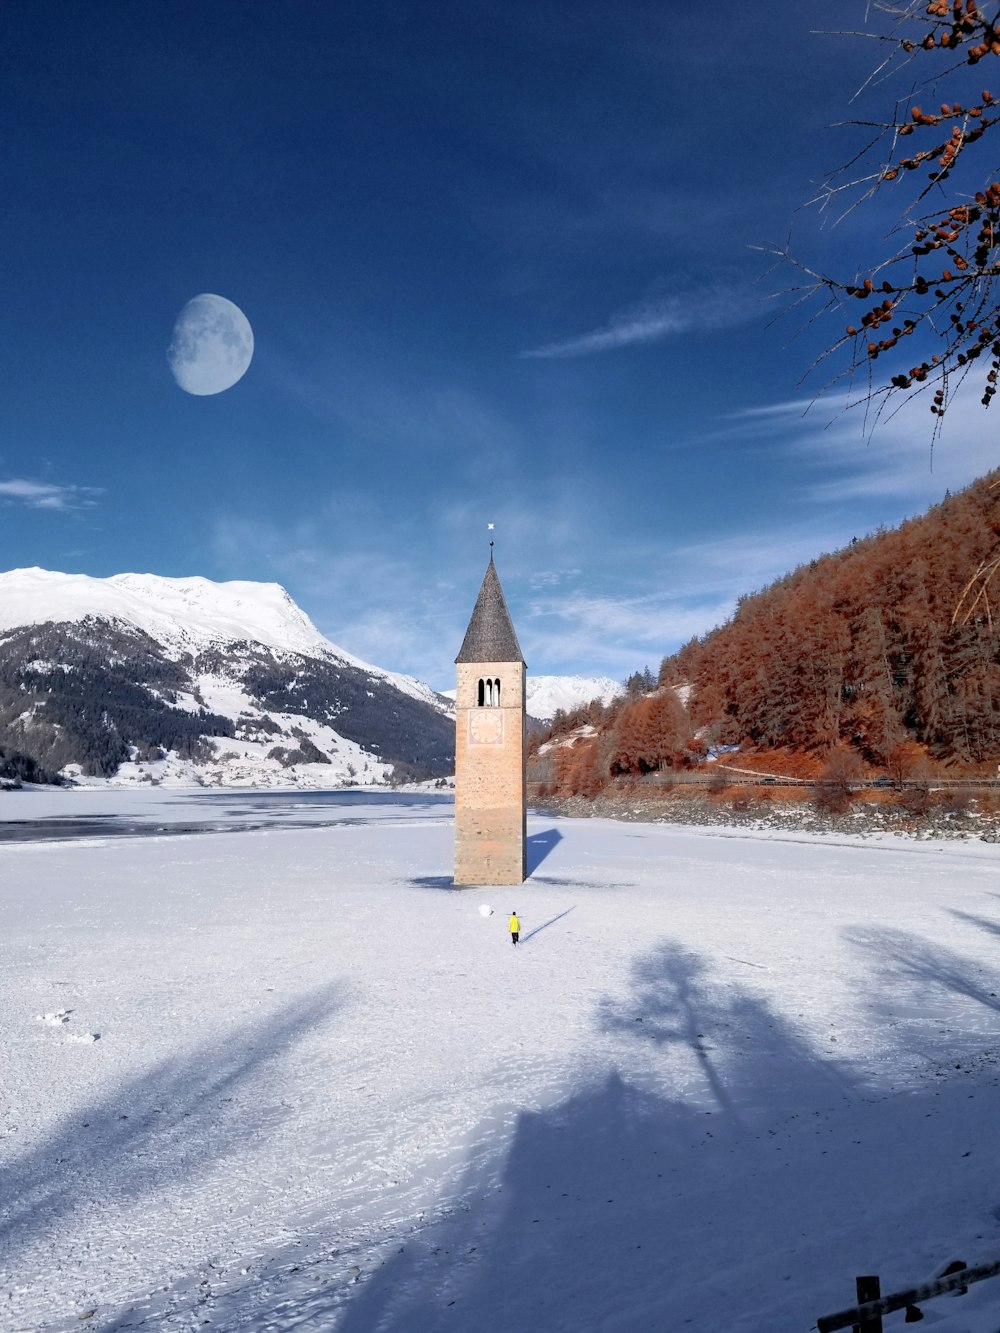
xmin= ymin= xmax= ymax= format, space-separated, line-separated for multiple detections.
xmin=817 ymin=1259 xmax=1000 ymax=1331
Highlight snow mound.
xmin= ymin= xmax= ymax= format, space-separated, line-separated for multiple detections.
xmin=36 ymin=1010 xmax=71 ymax=1025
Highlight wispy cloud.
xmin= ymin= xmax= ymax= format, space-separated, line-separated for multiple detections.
xmin=268 ymin=347 xmax=525 ymax=462
xmin=207 ymin=475 xmax=850 ymax=686
xmin=516 ymin=522 xmax=866 ymax=677
xmin=724 ymin=398 xmax=816 ymax=421
xmin=209 ymin=489 xmax=649 ymax=685
xmin=669 ymin=525 xmax=861 ymax=599
xmin=0 ymin=478 xmax=102 ymax=511
xmin=210 ymin=508 xmax=465 ymax=685
xmin=520 ymin=287 xmax=761 ymax=360
xmin=527 ymin=568 xmax=580 ymax=591
xmin=522 ymin=588 xmax=736 ymax=670
xmin=764 ymin=384 xmax=998 ymax=508
xmin=706 ymin=378 xmax=997 ymax=519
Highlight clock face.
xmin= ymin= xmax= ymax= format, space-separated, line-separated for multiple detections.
xmin=469 ymin=710 xmax=504 ymax=746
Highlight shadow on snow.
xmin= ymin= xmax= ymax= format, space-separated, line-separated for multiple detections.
xmin=69 ymin=927 xmax=1000 ymax=1332
xmin=405 ymin=828 xmax=564 ymax=891
xmin=846 ymin=924 xmax=1000 ymax=1026
xmin=0 ymin=983 xmax=345 ymax=1264
xmin=326 ymin=935 xmax=1000 ymax=1331
xmin=328 ymin=940 xmax=866 ymax=1333
xmin=408 ymin=875 xmax=457 ymax=889
xmin=526 ymin=827 xmax=562 ymax=875
xmin=521 ymin=907 xmax=576 ymax=943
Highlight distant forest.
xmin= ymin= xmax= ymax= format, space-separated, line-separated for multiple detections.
xmin=0 ymin=619 xmax=454 ymax=784
xmin=535 ymin=471 xmax=1000 ymax=795
xmin=0 ymin=621 xmax=234 ymax=778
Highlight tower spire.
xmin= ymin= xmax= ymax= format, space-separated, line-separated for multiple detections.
xmin=455 ymin=554 xmax=524 ymax=665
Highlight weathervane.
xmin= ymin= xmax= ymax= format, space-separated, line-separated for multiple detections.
xmin=488 ymin=521 xmax=494 ymax=554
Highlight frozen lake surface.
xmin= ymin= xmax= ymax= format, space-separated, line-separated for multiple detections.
xmin=3 ymin=788 xmax=1000 ymax=1331
xmin=0 ymin=787 xmax=452 ymax=843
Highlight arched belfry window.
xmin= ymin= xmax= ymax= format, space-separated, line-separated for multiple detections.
xmin=476 ymin=677 xmax=502 ymax=706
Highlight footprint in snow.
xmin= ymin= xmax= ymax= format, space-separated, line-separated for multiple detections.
xmin=66 ymin=1032 xmax=101 ymax=1044
xmin=37 ymin=1009 xmax=72 ymax=1025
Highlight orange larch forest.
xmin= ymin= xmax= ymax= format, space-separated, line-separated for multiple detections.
xmin=534 ymin=471 xmax=1000 ymax=798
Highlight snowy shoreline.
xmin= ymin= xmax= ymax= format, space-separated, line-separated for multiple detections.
xmin=539 ymin=788 xmax=1000 ymax=844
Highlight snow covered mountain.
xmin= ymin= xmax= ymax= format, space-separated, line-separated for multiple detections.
xmin=0 ymin=567 xmax=453 ymax=787
xmin=524 ymin=674 xmax=623 ymax=721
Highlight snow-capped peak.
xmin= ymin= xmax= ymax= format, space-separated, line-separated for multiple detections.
xmin=525 ymin=675 xmax=624 ymax=721
xmin=0 ymin=567 xmax=439 ymax=706
xmin=0 ymin=567 xmax=328 ymax=656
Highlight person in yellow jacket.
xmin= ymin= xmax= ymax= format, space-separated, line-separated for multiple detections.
xmin=509 ymin=911 xmax=520 ymax=946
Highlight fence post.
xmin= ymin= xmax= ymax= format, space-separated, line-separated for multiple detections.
xmin=853 ymin=1276 xmax=883 ymax=1333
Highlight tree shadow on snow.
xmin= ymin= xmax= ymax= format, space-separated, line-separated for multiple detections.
xmin=597 ymin=940 xmax=853 ymax=1128
xmin=948 ymin=906 xmax=1000 ymax=942
xmin=845 ymin=925 xmax=1000 ymax=1025
xmin=0 ymin=982 xmax=345 ymax=1263
xmin=73 ymin=933 xmax=1000 ymax=1332
xmin=325 ymin=940 xmax=866 ymax=1333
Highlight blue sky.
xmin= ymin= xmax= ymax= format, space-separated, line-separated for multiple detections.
xmin=5 ymin=2 xmax=998 ymax=689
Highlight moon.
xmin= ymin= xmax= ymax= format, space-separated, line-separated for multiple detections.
xmin=167 ymin=294 xmax=254 ymax=396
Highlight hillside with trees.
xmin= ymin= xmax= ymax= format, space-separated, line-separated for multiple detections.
xmin=0 ymin=611 xmax=454 ymax=785
xmin=0 ymin=621 xmax=236 ymax=778
xmin=534 ymin=470 xmax=1000 ymax=799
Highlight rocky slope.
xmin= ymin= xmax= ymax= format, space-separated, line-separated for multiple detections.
xmin=537 ymin=786 xmax=1000 ymax=841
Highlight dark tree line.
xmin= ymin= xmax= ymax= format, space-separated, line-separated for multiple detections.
xmin=0 ymin=619 xmax=457 ymax=783
xmin=267 ymin=731 xmax=331 ymax=768
xmin=0 ymin=622 xmax=234 ymax=777
xmin=0 ymin=744 xmax=60 ymax=786
xmin=238 ymin=653 xmax=454 ymax=778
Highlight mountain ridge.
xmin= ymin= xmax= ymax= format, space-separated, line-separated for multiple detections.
xmin=0 ymin=568 xmax=453 ymax=787
xmin=0 ymin=567 xmax=439 ymax=708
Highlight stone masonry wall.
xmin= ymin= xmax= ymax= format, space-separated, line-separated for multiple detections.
xmin=455 ymin=660 xmax=526 ymax=885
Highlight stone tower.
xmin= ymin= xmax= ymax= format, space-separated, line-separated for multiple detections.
xmin=454 ymin=553 xmax=526 ymax=886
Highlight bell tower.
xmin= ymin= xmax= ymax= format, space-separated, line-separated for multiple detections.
xmin=454 ymin=551 xmax=526 ymax=886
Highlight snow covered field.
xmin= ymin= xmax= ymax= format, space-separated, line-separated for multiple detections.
xmin=4 ymin=790 xmax=1000 ymax=1332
